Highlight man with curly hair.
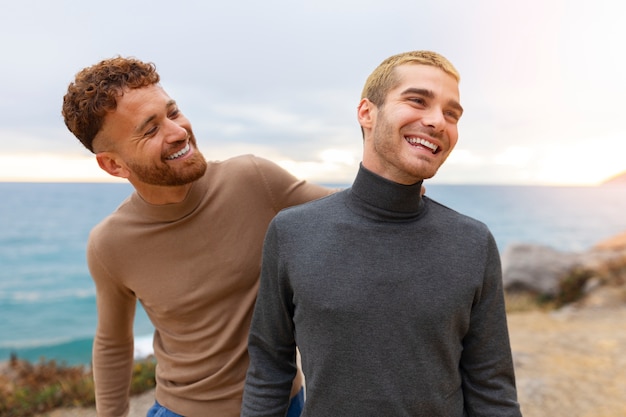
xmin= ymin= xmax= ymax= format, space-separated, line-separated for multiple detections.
xmin=62 ymin=56 xmax=329 ymax=417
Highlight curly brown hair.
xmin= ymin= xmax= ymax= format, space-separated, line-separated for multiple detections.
xmin=62 ymin=56 xmax=160 ymax=152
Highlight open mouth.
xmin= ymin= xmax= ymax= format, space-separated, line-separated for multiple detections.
xmin=405 ymin=136 xmax=439 ymax=154
xmin=165 ymin=143 xmax=191 ymax=160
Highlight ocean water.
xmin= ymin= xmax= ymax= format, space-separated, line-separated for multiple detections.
xmin=1 ymin=182 xmax=625 ymax=366
xmin=0 ymin=182 xmax=152 ymax=366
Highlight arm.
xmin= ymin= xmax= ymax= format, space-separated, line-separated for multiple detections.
xmin=250 ymin=156 xmax=334 ymax=210
xmin=460 ymin=233 xmax=522 ymax=417
xmin=241 ymin=222 xmax=298 ymax=417
xmin=88 ymin=238 xmax=137 ymax=417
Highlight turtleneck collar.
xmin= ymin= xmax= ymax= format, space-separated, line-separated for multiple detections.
xmin=128 ymin=169 xmax=209 ymax=223
xmin=347 ymin=164 xmax=426 ymax=222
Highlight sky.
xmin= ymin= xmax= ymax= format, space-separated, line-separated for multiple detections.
xmin=0 ymin=0 xmax=624 ymax=185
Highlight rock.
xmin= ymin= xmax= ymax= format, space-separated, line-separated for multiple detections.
xmin=501 ymin=244 xmax=581 ymax=297
xmin=593 ymin=230 xmax=626 ymax=251
xmin=501 ymin=230 xmax=626 ymax=306
xmin=580 ymin=248 xmax=626 ymax=274
xmin=575 ymin=285 xmax=626 ymax=309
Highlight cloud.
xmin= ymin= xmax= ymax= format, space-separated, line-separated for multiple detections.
xmin=1 ymin=0 xmax=625 ymax=184
xmin=0 ymin=153 xmax=116 ymax=182
xmin=494 ymin=147 xmax=533 ymax=167
xmin=446 ymin=149 xmax=485 ymax=167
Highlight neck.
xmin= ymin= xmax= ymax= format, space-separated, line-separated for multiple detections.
xmin=131 ymin=182 xmax=194 ymax=205
xmin=348 ymin=164 xmax=425 ymax=221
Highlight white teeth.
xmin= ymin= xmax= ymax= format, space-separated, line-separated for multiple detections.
xmin=166 ymin=143 xmax=190 ymax=160
xmin=406 ymin=137 xmax=438 ymax=153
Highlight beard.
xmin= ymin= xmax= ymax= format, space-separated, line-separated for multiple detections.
xmin=370 ymin=110 xmax=447 ymax=183
xmin=127 ymin=144 xmax=208 ymax=187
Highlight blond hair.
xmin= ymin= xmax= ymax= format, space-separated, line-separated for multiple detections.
xmin=361 ymin=50 xmax=460 ymax=106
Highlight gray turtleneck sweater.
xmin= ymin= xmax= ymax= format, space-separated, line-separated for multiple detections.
xmin=241 ymin=165 xmax=522 ymax=417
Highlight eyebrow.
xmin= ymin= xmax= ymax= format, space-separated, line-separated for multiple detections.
xmin=401 ymin=87 xmax=464 ymax=115
xmin=134 ymin=99 xmax=177 ymax=135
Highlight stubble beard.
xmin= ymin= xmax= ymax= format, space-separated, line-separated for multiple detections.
xmin=128 ymin=148 xmax=208 ymax=187
xmin=372 ymin=112 xmax=443 ymax=182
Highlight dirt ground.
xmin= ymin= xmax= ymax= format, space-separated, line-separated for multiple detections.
xmin=34 ymin=389 xmax=155 ymax=417
xmin=36 ymin=306 xmax=626 ymax=417
xmin=510 ymin=306 xmax=626 ymax=417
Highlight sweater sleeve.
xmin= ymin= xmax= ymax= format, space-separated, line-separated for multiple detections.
xmin=460 ymin=232 xmax=522 ymax=416
xmin=241 ymin=221 xmax=298 ymax=417
xmin=87 ymin=235 xmax=137 ymax=417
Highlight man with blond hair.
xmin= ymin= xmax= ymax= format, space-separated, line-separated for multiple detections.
xmin=241 ymin=51 xmax=522 ymax=416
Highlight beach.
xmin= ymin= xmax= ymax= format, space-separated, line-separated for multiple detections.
xmin=511 ymin=306 xmax=626 ymax=417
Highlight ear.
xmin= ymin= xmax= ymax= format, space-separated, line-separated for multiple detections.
xmin=357 ymin=98 xmax=376 ymax=131
xmin=96 ymin=152 xmax=131 ymax=179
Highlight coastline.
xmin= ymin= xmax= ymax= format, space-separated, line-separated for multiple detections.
xmin=0 ymin=333 xmax=155 ymax=369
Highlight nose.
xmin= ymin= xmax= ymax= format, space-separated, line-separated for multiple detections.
xmin=164 ymin=119 xmax=189 ymax=143
xmin=421 ymin=107 xmax=446 ymax=132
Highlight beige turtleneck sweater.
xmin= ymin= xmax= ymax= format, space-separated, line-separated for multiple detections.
xmin=87 ymin=155 xmax=330 ymax=416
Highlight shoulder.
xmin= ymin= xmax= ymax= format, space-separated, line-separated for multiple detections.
xmin=205 ymin=154 xmax=301 ymax=193
xmin=88 ymin=196 xmax=135 ymax=248
xmin=274 ymin=190 xmax=346 ymax=222
xmin=265 ymin=192 xmax=346 ymax=247
xmin=207 ymin=154 xmax=291 ymax=180
xmin=421 ymin=197 xmax=500 ymax=263
xmin=424 ymin=196 xmax=491 ymax=235
xmin=208 ymin=154 xmax=330 ymax=210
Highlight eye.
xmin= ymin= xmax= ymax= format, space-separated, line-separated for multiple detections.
xmin=444 ymin=110 xmax=461 ymax=123
xmin=168 ymin=108 xmax=181 ymax=119
xmin=444 ymin=110 xmax=460 ymax=120
xmin=143 ymin=126 xmax=158 ymax=138
xmin=409 ymin=97 xmax=427 ymax=106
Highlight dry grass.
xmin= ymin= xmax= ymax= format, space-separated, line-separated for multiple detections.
xmin=0 ymin=356 xmax=155 ymax=417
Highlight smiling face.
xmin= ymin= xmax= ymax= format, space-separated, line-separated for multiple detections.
xmin=95 ymin=84 xmax=207 ymax=202
xmin=358 ymin=64 xmax=462 ymax=185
